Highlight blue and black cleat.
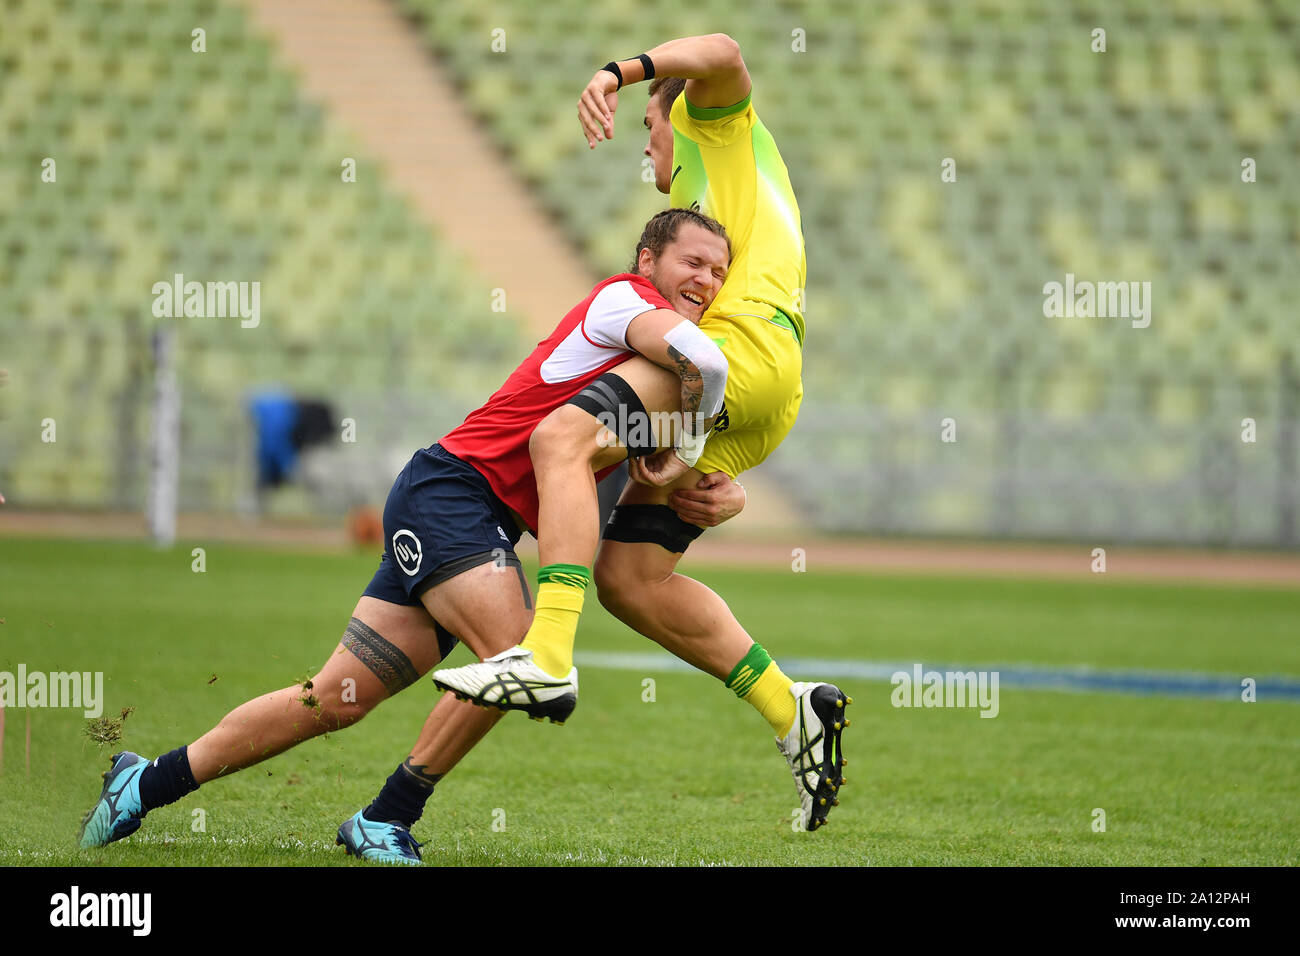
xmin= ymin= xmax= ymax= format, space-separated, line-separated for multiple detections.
xmin=336 ymin=810 xmax=424 ymax=866
xmin=78 ymin=751 xmax=150 ymax=848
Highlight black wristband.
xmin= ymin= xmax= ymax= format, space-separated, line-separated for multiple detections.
xmin=637 ymin=53 xmax=656 ymax=80
xmin=601 ymin=60 xmax=623 ymax=89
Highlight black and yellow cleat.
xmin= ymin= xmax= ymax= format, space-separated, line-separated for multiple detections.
xmin=776 ymin=682 xmax=851 ymax=832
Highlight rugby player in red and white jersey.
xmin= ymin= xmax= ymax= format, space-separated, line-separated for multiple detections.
xmin=77 ymin=209 xmax=735 ymax=865
xmin=437 ymin=209 xmax=729 ymax=542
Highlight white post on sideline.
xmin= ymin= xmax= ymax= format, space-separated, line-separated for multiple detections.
xmin=148 ymin=325 xmax=181 ymax=547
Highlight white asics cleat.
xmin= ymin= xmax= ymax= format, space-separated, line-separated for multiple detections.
xmin=776 ymin=681 xmax=852 ymax=831
xmin=433 ymin=646 xmax=578 ymax=724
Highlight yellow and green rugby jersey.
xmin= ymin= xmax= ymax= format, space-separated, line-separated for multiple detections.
xmin=668 ymin=91 xmax=806 ymax=345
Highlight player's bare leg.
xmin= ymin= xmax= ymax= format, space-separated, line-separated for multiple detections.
xmin=593 ymin=480 xmax=751 ymax=679
xmin=186 ymin=597 xmax=443 ymax=783
xmin=187 ymin=554 xmax=532 ymax=781
xmin=589 ymin=357 xmax=850 ymax=830
xmin=493 ymin=403 xmax=637 ymax=678
xmin=401 ymin=561 xmax=534 ymax=774
xmin=79 ymin=577 xmax=515 ymax=851
xmin=530 ymin=403 xmax=629 ymax=570
xmin=77 ymin=596 xmax=449 ymax=848
xmin=596 ymin=479 xmax=850 ymax=832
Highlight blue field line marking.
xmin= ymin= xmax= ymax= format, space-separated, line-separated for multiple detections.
xmin=573 ymin=652 xmax=1300 ymax=702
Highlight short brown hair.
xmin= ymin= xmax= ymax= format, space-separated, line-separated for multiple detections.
xmin=630 ymin=208 xmax=731 ymax=272
xmin=647 ymin=76 xmax=687 ymax=117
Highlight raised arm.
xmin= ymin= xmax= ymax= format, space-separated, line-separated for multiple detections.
xmin=640 ymin=33 xmax=751 ymax=108
xmin=578 ymin=33 xmax=752 ymax=147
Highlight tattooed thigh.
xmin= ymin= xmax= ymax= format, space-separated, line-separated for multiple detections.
xmin=340 ymin=616 xmax=421 ymax=695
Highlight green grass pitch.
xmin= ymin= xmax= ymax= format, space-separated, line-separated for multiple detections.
xmin=1 ymin=536 xmax=1296 ymax=866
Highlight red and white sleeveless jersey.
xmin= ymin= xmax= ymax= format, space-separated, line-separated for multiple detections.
xmin=439 ymin=273 xmax=670 ymax=533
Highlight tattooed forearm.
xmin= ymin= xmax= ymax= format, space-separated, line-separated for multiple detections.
xmin=665 ymin=340 xmax=707 ymax=421
xmin=667 ymin=345 xmax=720 ymax=436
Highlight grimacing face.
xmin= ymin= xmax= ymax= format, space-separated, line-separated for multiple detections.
xmin=643 ymin=96 xmax=674 ymax=194
xmin=638 ymin=223 xmax=730 ymax=323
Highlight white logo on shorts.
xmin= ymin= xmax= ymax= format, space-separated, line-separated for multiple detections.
xmin=497 ymin=525 xmax=507 ymax=540
xmin=392 ymin=529 xmax=423 ymax=577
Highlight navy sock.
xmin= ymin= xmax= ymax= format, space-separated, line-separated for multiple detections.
xmin=363 ymin=762 xmax=440 ymax=829
xmin=138 ymin=746 xmax=199 ymax=811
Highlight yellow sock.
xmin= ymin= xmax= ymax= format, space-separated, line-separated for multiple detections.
xmin=725 ymin=644 xmax=796 ymax=736
xmin=519 ymin=564 xmax=590 ymax=677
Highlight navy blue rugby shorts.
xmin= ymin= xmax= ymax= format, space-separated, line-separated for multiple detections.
xmin=361 ymin=443 xmax=525 ymax=656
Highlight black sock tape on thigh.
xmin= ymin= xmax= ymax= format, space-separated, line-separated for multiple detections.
xmin=342 ymin=617 xmax=421 ymax=694
xmin=566 ymin=372 xmax=656 ymax=458
xmin=603 ymin=503 xmax=704 ymax=553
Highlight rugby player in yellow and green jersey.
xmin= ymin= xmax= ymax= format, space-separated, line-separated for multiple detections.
xmin=593 ymin=35 xmax=808 ymax=483
xmin=664 ymin=64 xmax=807 ymax=341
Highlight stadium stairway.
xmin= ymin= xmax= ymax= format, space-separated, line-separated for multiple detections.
xmin=232 ymin=0 xmax=800 ymax=532
xmin=235 ymin=0 xmax=595 ymax=340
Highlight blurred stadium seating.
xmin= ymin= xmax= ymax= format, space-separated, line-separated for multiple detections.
xmin=0 ymin=0 xmax=525 ymax=512
xmin=2 ymin=0 xmax=1297 ymax=545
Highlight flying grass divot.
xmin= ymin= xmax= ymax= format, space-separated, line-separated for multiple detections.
xmin=83 ymin=706 xmax=136 ymax=747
